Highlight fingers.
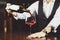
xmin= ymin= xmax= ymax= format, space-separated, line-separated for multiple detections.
xmin=27 ymin=31 xmax=46 ymax=39
xmin=45 ymin=26 xmax=51 ymax=33
xmin=6 ymin=9 xmax=12 ymax=13
xmin=5 ymin=3 xmax=11 ymax=10
xmin=5 ymin=3 xmax=12 ymax=13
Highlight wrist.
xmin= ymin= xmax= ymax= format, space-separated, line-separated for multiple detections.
xmin=12 ymin=12 xmax=17 ymax=17
xmin=42 ymin=26 xmax=52 ymax=33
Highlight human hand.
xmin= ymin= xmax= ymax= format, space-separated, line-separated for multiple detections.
xmin=27 ymin=31 xmax=46 ymax=39
xmin=5 ymin=3 xmax=20 ymax=13
xmin=5 ymin=3 xmax=18 ymax=16
xmin=5 ymin=3 xmax=12 ymax=13
xmin=26 ymin=26 xmax=52 ymax=39
xmin=44 ymin=26 xmax=52 ymax=33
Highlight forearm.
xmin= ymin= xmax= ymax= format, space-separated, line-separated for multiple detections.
xmin=5 ymin=1 xmax=38 ymax=20
xmin=12 ymin=12 xmax=31 ymax=20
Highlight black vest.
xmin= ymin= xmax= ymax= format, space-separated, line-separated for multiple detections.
xmin=36 ymin=0 xmax=60 ymax=32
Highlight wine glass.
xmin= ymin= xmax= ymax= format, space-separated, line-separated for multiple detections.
xmin=25 ymin=16 xmax=36 ymax=34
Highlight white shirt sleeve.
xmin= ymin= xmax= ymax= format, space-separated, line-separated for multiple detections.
xmin=13 ymin=1 xmax=39 ymax=20
xmin=47 ymin=6 xmax=60 ymax=29
xmin=27 ymin=1 xmax=39 ymax=15
xmin=13 ymin=12 xmax=31 ymax=20
xmin=9 ymin=4 xmax=20 ymax=11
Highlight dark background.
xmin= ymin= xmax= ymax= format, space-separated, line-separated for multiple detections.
xmin=0 ymin=0 xmax=60 ymax=39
